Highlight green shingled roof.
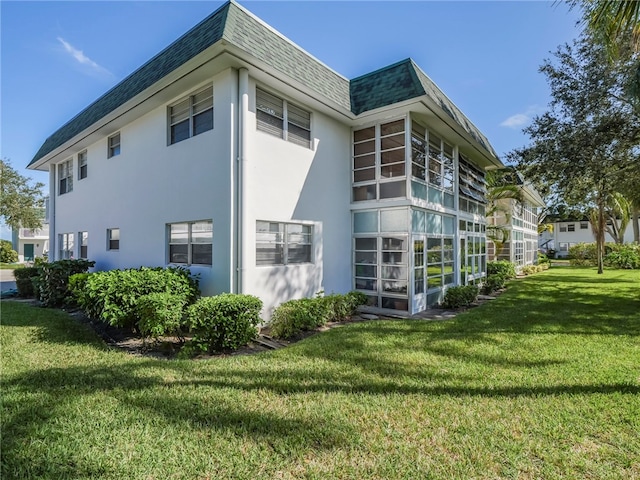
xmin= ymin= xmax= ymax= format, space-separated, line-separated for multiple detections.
xmin=30 ymin=0 xmax=497 ymax=166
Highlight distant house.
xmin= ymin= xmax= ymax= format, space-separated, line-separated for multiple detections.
xmin=11 ymin=199 xmax=50 ymax=262
xmin=487 ymin=171 xmax=544 ymax=268
xmin=27 ymin=0 xmax=506 ymax=315
xmin=539 ymin=219 xmax=635 ymax=258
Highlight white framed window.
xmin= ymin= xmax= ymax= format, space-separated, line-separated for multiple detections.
xmin=58 ymin=233 xmax=74 ymax=259
xmin=107 ymin=228 xmax=120 ymax=250
xmin=78 ymin=231 xmax=88 ymax=259
xmin=169 ymin=85 xmax=213 ymax=144
xmin=567 ymin=224 xmax=575 ymax=232
xmin=168 ymin=220 xmax=212 ymax=265
xmin=108 ymin=133 xmax=121 ymax=158
xmin=78 ymin=151 xmax=88 ymax=180
xmin=559 ymin=225 xmax=567 ymax=232
xmin=580 ymin=222 xmax=588 ymax=230
xmin=58 ymin=159 xmax=73 ymax=195
xmin=256 ymin=221 xmax=313 ymax=266
xmin=256 ymin=87 xmax=311 ymax=148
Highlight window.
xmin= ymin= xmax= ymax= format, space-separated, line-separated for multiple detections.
xmin=567 ymin=224 xmax=575 ymax=232
xmin=256 ymin=221 xmax=312 ymax=265
xmin=79 ymin=231 xmax=88 ymax=259
xmin=580 ymin=222 xmax=588 ymax=230
xmin=256 ymin=87 xmax=311 ymax=148
xmin=559 ymin=225 xmax=567 ymax=232
xmin=108 ymin=133 xmax=121 ymax=158
xmin=169 ymin=86 xmax=213 ymax=144
xmin=168 ymin=221 xmax=212 ymax=265
xmin=78 ymin=151 xmax=87 ymax=179
xmin=58 ymin=233 xmax=74 ymax=259
xmin=107 ymin=228 xmax=120 ymax=250
xmin=58 ymin=159 xmax=73 ymax=195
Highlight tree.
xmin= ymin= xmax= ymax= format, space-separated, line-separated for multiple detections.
xmin=0 ymin=239 xmax=18 ymax=264
xmin=0 ymin=158 xmax=45 ymax=230
xmin=508 ymin=33 xmax=640 ymax=274
xmin=485 ymin=168 xmax=524 ymax=260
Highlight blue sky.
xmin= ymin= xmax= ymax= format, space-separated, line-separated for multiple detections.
xmin=1 ymin=1 xmax=582 ymax=238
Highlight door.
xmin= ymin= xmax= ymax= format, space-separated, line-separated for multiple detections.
xmin=24 ymin=243 xmax=34 ymax=261
xmin=412 ymin=235 xmax=426 ymax=313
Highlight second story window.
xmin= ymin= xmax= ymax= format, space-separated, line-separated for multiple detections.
xmin=58 ymin=159 xmax=73 ymax=195
xmin=78 ymin=151 xmax=88 ymax=180
xmin=169 ymin=85 xmax=213 ymax=144
xmin=256 ymin=87 xmax=311 ymax=148
xmin=108 ymin=133 xmax=121 ymax=158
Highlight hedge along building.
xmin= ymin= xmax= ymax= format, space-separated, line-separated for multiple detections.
xmin=28 ymin=0 xmax=504 ymax=316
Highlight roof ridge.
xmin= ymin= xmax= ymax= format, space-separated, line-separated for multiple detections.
xmin=350 ymin=58 xmax=414 ymax=82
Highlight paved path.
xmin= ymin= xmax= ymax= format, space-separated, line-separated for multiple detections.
xmin=0 ymin=269 xmax=17 ymax=293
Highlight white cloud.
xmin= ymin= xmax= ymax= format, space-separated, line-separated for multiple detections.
xmin=57 ymin=37 xmax=112 ymax=77
xmin=500 ymin=105 xmax=545 ymax=129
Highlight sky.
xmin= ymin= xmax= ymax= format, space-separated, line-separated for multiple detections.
xmin=0 ymin=0 xmax=582 ymax=239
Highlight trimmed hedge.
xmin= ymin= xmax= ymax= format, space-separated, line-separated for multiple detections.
xmin=70 ymin=266 xmax=199 ymax=329
xmin=34 ymin=259 xmax=95 ymax=307
xmin=13 ymin=267 xmax=40 ymax=297
xmin=269 ymin=291 xmax=368 ymax=340
xmin=186 ymin=294 xmax=262 ymax=353
xmin=442 ymin=285 xmax=479 ymax=309
xmin=136 ymin=293 xmax=187 ymax=339
xmin=487 ymin=260 xmax=516 ymax=279
xmin=568 ymin=242 xmax=640 ymax=269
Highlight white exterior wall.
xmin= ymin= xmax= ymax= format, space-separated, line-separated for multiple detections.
xmin=242 ymin=78 xmax=352 ymax=316
xmin=546 ymin=221 xmax=636 ymax=257
xmin=52 ymin=70 xmax=237 ymax=295
xmin=13 ymin=226 xmax=50 ymax=262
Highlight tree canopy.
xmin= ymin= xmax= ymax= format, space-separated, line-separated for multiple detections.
xmin=0 ymin=158 xmax=45 ymax=231
xmin=508 ymin=32 xmax=640 ymax=272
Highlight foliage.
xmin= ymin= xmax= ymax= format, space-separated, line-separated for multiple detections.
xmin=0 ymin=158 xmax=45 ymax=230
xmin=269 ymin=298 xmax=328 ymax=339
xmin=569 ymin=243 xmax=599 ymax=266
xmin=71 ymin=266 xmax=199 ymax=329
xmin=136 ymin=293 xmax=187 ymax=339
xmin=509 ymin=32 xmax=640 ymax=274
xmin=185 ymin=294 xmax=262 ymax=353
xmin=485 ymin=168 xmax=524 ymax=259
xmin=604 ymin=243 xmax=640 ymax=269
xmin=537 ymin=253 xmax=551 ymax=264
xmin=487 ymin=260 xmax=516 ymax=279
xmin=269 ymin=291 xmax=368 ymax=340
xmin=13 ymin=266 xmax=40 ymax=297
xmin=442 ymin=285 xmax=479 ymax=309
xmin=0 ymin=239 xmax=18 ymax=264
xmin=481 ymin=273 xmax=508 ymax=295
xmin=34 ymin=259 xmax=95 ymax=307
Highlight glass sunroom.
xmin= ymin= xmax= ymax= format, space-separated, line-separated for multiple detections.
xmin=351 ymin=115 xmax=489 ymax=314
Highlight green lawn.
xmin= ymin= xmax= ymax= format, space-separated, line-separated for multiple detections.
xmin=0 ymin=263 xmax=24 ymax=270
xmin=2 ymin=267 xmax=639 ymax=479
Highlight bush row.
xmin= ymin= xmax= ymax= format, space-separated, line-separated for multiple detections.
xmin=520 ymin=263 xmax=550 ymax=275
xmin=269 ymin=291 xmax=368 ymax=339
xmin=569 ymin=242 xmax=640 ymax=269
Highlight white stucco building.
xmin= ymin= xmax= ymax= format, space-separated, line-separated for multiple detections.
xmin=539 ymin=219 xmax=636 ymax=257
xmin=28 ymin=1 xmax=505 ymax=316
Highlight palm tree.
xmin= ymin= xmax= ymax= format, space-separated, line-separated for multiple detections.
xmin=485 ymin=169 xmax=524 ymax=260
xmin=590 ymin=191 xmax=632 ymax=244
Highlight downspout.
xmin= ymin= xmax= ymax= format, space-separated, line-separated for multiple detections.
xmin=236 ymin=68 xmax=249 ymax=293
xmin=48 ymin=165 xmax=56 ymax=261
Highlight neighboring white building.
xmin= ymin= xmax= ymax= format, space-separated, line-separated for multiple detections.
xmin=11 ymin=225 xmax=49 ymax=262
xmin=28 ymin=1 xmax=505 ymax=316
xmin=487 ymin=172 xmax=544 ymax=269
xmin=539 ymin=219 xmax=636 ymax=258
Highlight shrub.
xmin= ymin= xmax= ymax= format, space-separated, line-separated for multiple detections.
xmin=13 ymin=267 xmax=40 ymax=297
xmin=487 ymin=260 xmax=516 ymax=279
xmin=605 ymin=243 xmax=640 ymax=269
xmin=568 ymin=243 xmax=598 ymax=266
xmin=537 ymin=253 xmax=551 ymax=265
xmin=72 ymin=266 xmax=199 ymax=329
xmin=442 ymin=285 xmax=479 ymax=309
xmin=320 ymin=291 xmax=368 ymax=323
xmin=34 ymin=259 xmax=95 ymax=307
xmin=186 ymin=294 xmax=262 ymax=353
xmin=0 ymin=240 xmax=18 ymax=264
xmin=521 ymin=265 xmax=538 ymax=275
xmin=136 ymin=293 xmax=187 ymax=339
xmin=482 ymin=273 xmax=507 ymax=295
xmin=269 ymin=298 xmax=328 ymax=339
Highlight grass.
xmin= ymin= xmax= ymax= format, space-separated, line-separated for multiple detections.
xmin=0 ymin=263 xmax=24 ymax=270
xmin=2 ymin=266 xmax=639 ymax=479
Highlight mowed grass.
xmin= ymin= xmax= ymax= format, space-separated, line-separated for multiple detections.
xmin=1 ymin=267 xmax=639 ymax=479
